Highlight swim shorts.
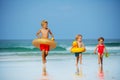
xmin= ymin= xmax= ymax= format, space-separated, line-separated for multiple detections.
xmin=40 ymin=44 xmax=50 ymax=51
xmin=75 ymin=53 xmax=82 ymax=57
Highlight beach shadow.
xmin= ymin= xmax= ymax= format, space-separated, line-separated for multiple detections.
xmin=98 ymin=64 xmax=104 ymax=80
xmin=40 ymin=64 xmax=50 ymax=80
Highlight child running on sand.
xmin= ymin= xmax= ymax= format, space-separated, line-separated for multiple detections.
xmin=36 ymin=20 xmax=54 ymax=64
xmin=73 ymin=34 xmax=85 ymax=65
xmin=94 ymin=37 xmax=108 ymax=65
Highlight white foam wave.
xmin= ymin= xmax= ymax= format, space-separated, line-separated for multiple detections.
xmin=107 ymin=47 xmax=120 ymax=50
xmin=86 ymin=46 xmax=120 ymax=51
xmin=14 ymin=46 xmax=35 ymax=49
xmin=59 ymin=44 xmax=68 ymax=48
xmin=66 ymin=46 xmax=72 ymax=51
xmin=65 ymin=46 xmax=120 ymax=51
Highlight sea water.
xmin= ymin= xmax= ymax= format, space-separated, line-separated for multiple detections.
xmin=0 ymin=39 xmax=120 ymax=80
xmin=0 ymin=39 xmax=120 ymax=56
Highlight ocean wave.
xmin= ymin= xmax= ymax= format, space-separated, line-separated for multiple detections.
xmin=0 ymin=47 xmax=39 ymax=52
xmin=0 ymin=45 xmax=120 ymax=52
xmin=52 ymin=46 xmax=66 ymax=51
xmin=0 ymin=45 xmax=67 ymax=52
xmin=65 ymin=46 xmax=120 ymax=51
xmin=86 ymin=46 xmax=120 ymax=51
xmin=105 ymin=43 xmax=120 ymax=46
xmin=0 ymin=51 xmax=120 ymax=56
xmin=17 ymin=46 xmax=35 ymax=49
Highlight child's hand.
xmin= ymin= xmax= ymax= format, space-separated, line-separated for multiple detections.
xmin=94 ymin=51 xmax=96 ymax=54
xmin=37 ymin=36 xmax=41 ymax=38
xmin=51 ymin=37 xmax=55 ymax=41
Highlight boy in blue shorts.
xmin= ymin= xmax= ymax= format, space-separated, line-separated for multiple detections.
xmin=74 ymin=34 xmax=85 ymax=66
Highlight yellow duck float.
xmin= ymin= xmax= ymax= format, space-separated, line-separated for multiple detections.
xmin=71 ymin=41 xmax=86 ymax=53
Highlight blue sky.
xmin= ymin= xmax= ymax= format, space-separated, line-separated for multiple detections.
xmin=0 ymin=0 xmax=120 ymax=39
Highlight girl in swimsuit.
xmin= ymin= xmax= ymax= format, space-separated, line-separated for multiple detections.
xmin=94 ymin=37 xmax=108 ymax=64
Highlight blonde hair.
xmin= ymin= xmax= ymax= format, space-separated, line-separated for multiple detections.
xmin=75 ymin=34 xmax=82 ymax=40
xmin=41 ymin=20 xmax=48 ymax=26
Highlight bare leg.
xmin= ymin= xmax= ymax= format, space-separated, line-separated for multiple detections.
xmin=98 ymin=54 xmax=100 ymax=64
xmin=45 ymin=51 xmax=48 ymax=57
xmin=42 ymin=50 xmax=46 ymax=64
xmin=100 ymin=55 xmax=103 ymax=64
xmin=41 ymin=63 xmax=49 ymax=80
xmin=79 ymin=53 xmax=82 ymax=64
xmin=44 ymin=51 xmax=48 ymax=63
xmin=76 ymin=65 xmax=79 ymax=74
xmin=42 ymin=63 xmax=46 ymax=73
xmin=76 ymin=56 xmax=79 ymax=67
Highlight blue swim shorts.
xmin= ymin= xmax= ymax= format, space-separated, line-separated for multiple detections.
xmin=75 ymin=53 xmax=82 ymax=57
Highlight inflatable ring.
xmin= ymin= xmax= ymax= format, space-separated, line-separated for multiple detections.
xmin=32 ymin=38 xmax=56 ymax=50
xmin=71 ymin=47 xmax=86 ymax=53
xmin=70 ymin=41 xmax=86 ymax=53
xmin=72 ymin=41 xmax=78 ymax=47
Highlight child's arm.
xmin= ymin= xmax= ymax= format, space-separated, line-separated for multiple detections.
xmin=94 ymin=45 xmax=98 ymax=54
xmin=36 ymin=29 xmax=41 ymax=38
xmin=49 ymin=29 xmax=54 ymax=39
xmin=82 ymin=43 xmax=85 ymax=48
xmin=82 ymin=43 xmax=86 ymax=51
xmin=70 ymin=44 xmax=74 ymax=51
xmin=104 ymin=46 xmax=109 ymax=57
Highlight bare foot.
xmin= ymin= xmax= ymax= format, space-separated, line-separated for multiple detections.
xmin=80 ymin=62 xmax=82 ymax=64
xmin=98 ymin=62 xmax=100 ymax=64
xmin=45 ymin=58 xmax=47 ymax=63
xmin=76 ymin=63 xmax=78 ymax=67
xmin=42 ymin=58 xmax=46 ymax=64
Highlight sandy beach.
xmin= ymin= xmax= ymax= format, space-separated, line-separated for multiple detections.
xmin=0 ymin=54 xmax=120 ymax=80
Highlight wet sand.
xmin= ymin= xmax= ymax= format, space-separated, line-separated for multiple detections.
xmin=0 ymin=55 xmax=120 ymax=80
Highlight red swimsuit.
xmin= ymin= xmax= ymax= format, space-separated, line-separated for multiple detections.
xmin=98 ymin=44 xmax=105 ymax=55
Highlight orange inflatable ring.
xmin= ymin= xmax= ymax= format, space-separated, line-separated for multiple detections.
xmin=32 ymin=38 xmax=56 ymax=50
